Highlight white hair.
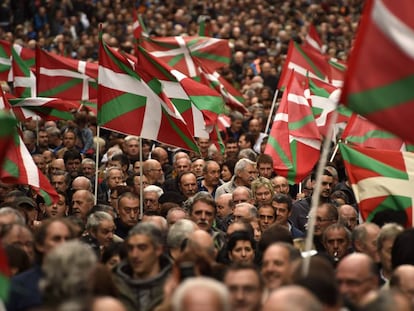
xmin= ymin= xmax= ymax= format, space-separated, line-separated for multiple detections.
xmin=143 ymin=185 xmax=164 ymax=198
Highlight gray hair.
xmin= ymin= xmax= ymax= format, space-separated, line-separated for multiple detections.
xmin=105 ymin=166 xmax=123 ymax=180
xmin=128 ymin=222 xmax=164 ymax=248
xmin=377 ymin=223 xmax=404 ymax=251
xmin=234 ymin=158 xmax=256 ymax=175
xmin=238 ymin=148 xmax=257 ymax=162
xmin=0 ymin=207 xmax=25 ymax=225
xmin=81 ymin=158 xmax=95 ymax=166
xmin=234 ymin=202 xmax=257 ymax=219
xmin=167 ymin=219 xmax=197 ymax=249
xmin=171 ymin=277 xmax=230 ymax=311
xmin=143 ymin=185 xmax=164 ymax=198
xmin=86 ymin=211 xmax=114 ymax=233
xmin=39 ymin=240 xmax=97 ymax=305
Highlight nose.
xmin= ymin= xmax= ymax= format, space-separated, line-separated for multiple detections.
xmin=241 ymin=249 xmax=246 ymax=257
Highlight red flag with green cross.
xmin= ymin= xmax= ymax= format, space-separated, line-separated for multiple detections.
xmin=341 ymin=0 xmax=414 ymax=145
xmin=265 ymin=70 xmax=321 ymax=184
xmin=340 ymin=143 xmax=414 ymax=227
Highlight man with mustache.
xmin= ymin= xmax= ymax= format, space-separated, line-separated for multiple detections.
xmin=215 ymin=158 xmax=258 ymax=199
xmin=71 ymin=189 xmax=95 ymax=224
xmin=198 ymin=160 xmax=222 ymax=198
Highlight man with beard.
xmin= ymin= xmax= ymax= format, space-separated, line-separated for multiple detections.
xmin=224 ymin=263 xmax=263 ymax=311
xmin=178 ymin=172 xmax=198 ymax=199
xmin=198 ymin=160 xmax=222 ymax=197
xmin=289 ymin=169 xmax=334 ymax=232
xmin=261 ymin=242 xmax=301 ymax=292
xmin=188 ymin=191 xmax=225 ymax=251
xmin=215 ymin=158 xmax=257 ymax=199
xmin=71 ymin=189 xmax=95 ymax=224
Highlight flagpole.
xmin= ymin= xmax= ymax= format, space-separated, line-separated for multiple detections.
xmin=329 ymin=142 xmax=340 ymax=163
xmin=94 ymin=125 xmax=100 ymax=205
xmin=139 ymin=136 xmax=143 ymax=220
xmin=265 ymin=89 xmax=279 ymax=134
xmin=302 ymin=110 xmax=338 ymax=277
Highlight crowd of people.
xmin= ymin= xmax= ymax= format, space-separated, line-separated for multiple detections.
xmin=1 ymin=0 xmax=414 ymax=311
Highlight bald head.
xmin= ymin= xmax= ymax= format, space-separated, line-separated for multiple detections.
xmin=390 ymin=264 xmax=414 ymax=306
xmin=187 ymin=230 xmax=216 ymax=259
xmin=263 ymin=286 xmax=322 ymax=311
xmin=71 ymin=176 xmax=92 ymax=192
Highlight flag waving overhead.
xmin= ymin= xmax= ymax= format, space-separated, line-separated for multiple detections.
xmin=341 ymin=113 xmax=414 ymax=151
xmin=12 ymin=45 xmax=36 ymax=98
xmin=140 ymin=35 xmax=231 ymax=78
xmin=36 ymin=47 xmax=98 ymax=100
xmin=341 ymin=0 xmax=414 ymax=145
xmin=0 ymin=90 xmax=59 ymax=205
xmin=136 ymin=45 xmax=224 ymax=138
xmin=265 ymin=70 xmax=321 ymax=184
xmin=303 ymin=24 xmax=324 ymax=53
xmin=0 ymin=109 xmax=17 ymax=166
xmin=98 ymin=33 xmax=199 ymax=152
xmin=0 ymin=40 xmax=35 ymax=82
xmin=340 ymin=143 xmax=414 ymax=227
xmin=278 ymin=40 xmax=331 ymax=90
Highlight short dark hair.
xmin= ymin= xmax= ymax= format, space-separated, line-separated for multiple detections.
xmin=63 ymin=149 xmax=82 ymax=164
xmin=224 ymin=263 xmax=264 ymax=289
xmin=272 ymin=193 xmax=293 ymax=212
xmin=188 ymin=192 xmax=216 ymax=215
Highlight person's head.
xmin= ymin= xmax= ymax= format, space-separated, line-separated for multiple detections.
xmin=34 ymin=218 xmax=75 ymax=259
xmin=143 ymin=159 xmax=164 ymax=184
xmin=71 ymin=189 xmax=95 ymax=222
xmin=188 ymin=192 xmax=216 ymax=232
xmin=251 ymin=177 xmax=274 ymax=204
xmin=1 ymin=223 xmax=34 ymax=263
xmin=38 ymin=129 xmax=49 ymax=149
xmin=0 ymin=207 xmax=25 ymax=226
xmin=71 ymin=176 xmax=92 ymax=192
xmin=234 ymin=158 xmax=257 ymax=187
xmin=313 ymin=202 xmax=338 ymax=237
xmin=233 ymin=203 xmax=257 ymax=222
xmin=129 ymin=173 xmax=149 ymax=195
xmin=178 ymin=171 xmax=198 ymax=199
xmin=174 ymin=157 xmax=192 ymax=175
xmin=86 ymin=211 xmax=116 ymax=248
xmin=216 ymin=193 xmax=233 ymax=219
xmin=39 ymin=240 xmax=97 ymax=305
xmin=257 ymin=203 xmax=276 ymax=232
xmin=44 ymin=190 xmax=68 ymax=218
xmin=81 ymin=158 xmax=95 ymax=179
xmin=221 ymin=159 xmax=236 ymax=182
xmin=166 ymin=207 xmax=187 ymax=227
xmin=63 ymin=149 xmax=82 ymax=178
xmin=186 ymin=229 xmax=217 ymax=260
xmin=336 ymin=253 xmax=379 ymax=307
xmin=151 ymin=146 xmax=169 ymax=166
xmin=203 ymin=161 xmax=221 ymax=187
xmin=167 ymin=219 xmax=197 ymax=260
xmin=238 ymin=133 xmax=255 ymax=150
xmin=271 ymin=176 xmax=290 ymax=195
xmin=390 ymin=265 xmax=414 ymax=307
xmin=256 ymin=154 xmax=274 ymax=179
xmin=225 ymin=138 xmax=239 ymax=160
xmin=224 ymin=263 xmax=263 ymax=311
xmin=248 ymin=118 xmax=261 ymax=136
xmin=62 ymin=127 xmax=77 ymax=149
xmin=124 ymin=136 xmax=140 ymax=158
xmin=101 ymin=242 xmax=126 ymax=270
xmin=51 ymin=170 xmax=70 ymax=192
xmin=377 ymin=223 xmax=404 ymax=275
xmin=232 ymin=186 xmax=253 ymax=206
xmin=117 ymin=192 xmax=139 ymax=228
xmin=314 ymin=169 xmax=334 ymax=199
xmin=32 ymin=154 xmax=47 ymax=174
xmin=352 ymin=223 xmax=380 ymax=262
xmin=191 ymin=158 xmax=205 ymax=177
xmin=171 ymin=277 xmax=230 ymax=311
xmin=227 ymin=231 xmax=256 ymax=264
xmin=272 ymin=193 xmax=293 ymax=227
xmin=197 ymin=138 xmax=211 ymax=155
xmin=338 ymin=204 xmax=358 ymax=231
xmin=143 ymin=185 xmax=163 ymax=215
xmin=229 ymin=111 xmax=244 ymax=132
xmin=49 ymin=158 xmax=65 ymax=176
xmin=261 ymin=242 xmax=301 ymax=291
xmin=126 ymin=222 xmax=164 ymax=279
xmin=105 ymin=166 xmax=123 ymax=191
xmin=109 ymin=153 xmax=130 ymax=176
xmin=323 ymin=223 xmax=351 ymax=262
xmin=262 ymin=285 xmax=323 ymax=311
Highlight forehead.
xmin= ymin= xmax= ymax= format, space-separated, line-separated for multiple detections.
xmin=225 ymin=269 xmax=260 ymax=285
xmin=98 ymin=219 xmax=115 ymax=228
xmin=326 ymin=228 xmax=347 ymax=238
xmin=273 ymin=177 xmax=287 ymax=185
xmin=258 ymin=206 xmax=274 ymax=214
xmin=258 ymin=162 xmax=272 ymax=168
xmin=119 ymin=197 xmax=139 ymax=207
xmin=192 ymin=201 xmax=215 ymax=211
xmin=109 ymin=169 xmax=122 ymax=176
xmin=207 ymin=162 xmax=220 ymax=171
xmin=181 ymin=174 xmax=196 ymax=183
xmin=263 ymin=245 xmax=289 ymax=261
xmin=47 ymin=221 xmax=70 ymax=236
xmin=144 ymin=191 xmax=157 ymax=198
xmin=321 ymin=175 xmax=333 ymax=182
xmin=256 ymin=185 xmax=271 ymax=192
xmin=127 ymin=233 xmax=151 ymax=245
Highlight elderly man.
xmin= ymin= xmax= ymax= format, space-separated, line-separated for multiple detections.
xmin=143 ymin=185 xmax=164 ymax=215
xmin=143 ymin=159 xmax=164 ymax=186
xmin=97 ymin=166 xmax=123 ymax=204
xmin=271 ymin=176 xmax=290 ymax=195
xmin=83 ymin=211 xmax=116 ymax=254
xmin=323 ymin=223 xmax=351 ymax=265
xmin=198 ymin=160 xmax=222 ymax=197
xmin=178 ymin=171 xmax=198 ymax=199
xmin=336 ymin=253 xmax=379 ymax=308
xmin=71 ymin=189 xmax=95 ymax=223
xmin=215 ymin=158 xmax=257 ymax=199
xmin=352 ymin=223 xmax=381 ymax=263
xmin=71 ymin=176 xmax=92 ymax=192
xmin=338 ymin=204 xmax=358 ymax=231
